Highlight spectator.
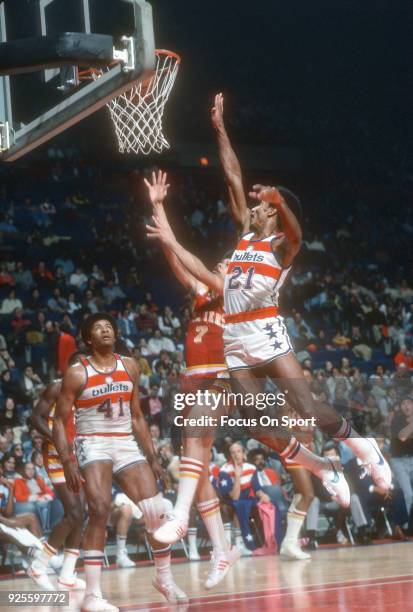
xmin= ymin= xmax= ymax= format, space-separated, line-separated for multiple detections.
xmin=135 ymin=304 xmax=156 ymax=334
xmin=390 ymin=396 xmax=413 ymax=523
xmin=394 ymin=346 xmax=413 ymax=370
xmin=13 ymin=262 xmax=34 ymax=291
xmin=32 ymin=261 xmax=54 ymax=289
xmin=0 ymin=290 xmax=23 ymax=314
xmin=0 ymin=397 xmax=21 ymax=430
xmin=20 ymin=365 xmax=44 ymax=402
xmin=69 ymin=267 xmax=88 ymax=291
xmin=57 ymin=323 xmax=77 ymax=374
xmin=158 ymin=306 xmax=181 ymax=337
xmin=148 ymin=329 xmax=175 ymax=356
xmin=47 ymin=288 xmax=68 ymax=314
xmin=13 ymin=462 xmax=54 ymax=532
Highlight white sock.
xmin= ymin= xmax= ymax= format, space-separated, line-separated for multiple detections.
xmin=116 ymin=536 xmax=127 ymax=557
xmin=280 ymin=437 xmax=326 ymax=477
xmin=283 ymin=507 xmax=306 ymax=544
xmin=197 ymin=498 xmax=229 ymax=554
xmin=234 ymin=528 xmax=243 ymax=549
xmin=187 ymin=527 xmax=199 ymax=556
xmin=224 ymin=523 xmax=232 ymax=546
xmin=59 ymin=548 xmax=80 ymax=581
xmin=33 ymin=541 xmax=57 ymax=568
xmin=152 ymin=545 xmax=172 ymax=583
xmin=175 ymin=456 xmax=204 ymax=521
xmin=83 ymin=550 xmax=104 ymax=598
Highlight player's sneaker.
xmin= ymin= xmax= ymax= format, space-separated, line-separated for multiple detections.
xmin=359 ymin=439 xmax=392 ymax=492
xmin=0 ymin=524 xmax=42 ymax=550
xmin=49 ymin=553 xmax=64 ymax=571
xmin=280 ymin=540 xmax=311 ymax=560
xmin=319 ymin=459 xmax=350 ymax=508
xmin=205 ymin=546 xmax=241 ymax=590
xmin=27 ymin=559 xmax=55 ymax=590
xmin=81 ymin=594 xmax=119 ymax=612
xmin=153 ymin=514 xmax=188 ymax=545
xmin=116 ymin=551 xmax=135 ymax=568
xmin=152 ymin=577 xmax=189 ymax=604
xmin=57 ymin=573 xmax=86 ymax=590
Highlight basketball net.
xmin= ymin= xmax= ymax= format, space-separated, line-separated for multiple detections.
xmin=79 ymin=50 xmax=180 ymax=155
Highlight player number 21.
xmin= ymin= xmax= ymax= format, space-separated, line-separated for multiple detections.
xmin=228 ymin=266 xmax=255 ymax=290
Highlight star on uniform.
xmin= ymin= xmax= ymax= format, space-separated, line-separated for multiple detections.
xmin=264 ymin=323 xmax=274 ymax=332
xmin=268 ymin=330 xmax=279 ymax=339
xmin=245 ymin=534 xmax=254 ymax=541
xmin=221 ymin=479 xmax=228 ymax=487
xmin=272 ymin=340 xmax=282 ymax=350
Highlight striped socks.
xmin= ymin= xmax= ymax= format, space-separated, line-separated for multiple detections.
xmin=280 ymin=437 xmax=326 ymax=476
xmin=84 ymin=550 xmax=104 ymax=597
xmin=59 ymin=548 xmax=80 ymax=581
xmin=174 ymin=456 xmax=204 ymax=520
xmin=152 ymin=545 xmax=172 ymax=582
xmin=197 ymin=498 xmax=229 ymax=553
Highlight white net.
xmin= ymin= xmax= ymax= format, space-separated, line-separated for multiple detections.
xmin=107 ymin=49 xmax=180 ymax=155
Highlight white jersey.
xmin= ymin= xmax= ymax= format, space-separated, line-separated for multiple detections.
xmin=74 ymin=354 xmax=134 ymax=436
xmin=224 ymin=232 xmax=291 ymax=316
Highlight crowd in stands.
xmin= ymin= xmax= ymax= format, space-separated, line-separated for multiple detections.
xmin=0 ymin=131 xmax=412 ymax=563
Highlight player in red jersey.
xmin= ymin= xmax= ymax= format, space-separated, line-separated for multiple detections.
xmin=146 ymin=173 xmax=348 ymax=563
xmin=53 ymin=313 xmax=187 ymax=612
xmin=144 ymin=172 xmax=240 ymax=589
xmin=27 ymin=351 xmax=86 ymax=590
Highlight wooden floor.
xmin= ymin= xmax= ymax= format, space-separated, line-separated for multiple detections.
xmin=1 ymin=542 xmax=413 ymax=611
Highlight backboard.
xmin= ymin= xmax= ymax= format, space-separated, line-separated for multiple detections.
xmin=0 ymin=0 xmax=155 ymax=161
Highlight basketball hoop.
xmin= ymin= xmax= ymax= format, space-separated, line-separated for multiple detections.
xmin=79 ymin=49 xmax=180 ymax=155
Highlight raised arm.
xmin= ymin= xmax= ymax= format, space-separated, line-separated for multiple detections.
xmin=146 ymin=214 xmax=224 ymax=296
xmin=249 ymin=184 xmax=302 ymax=267
xmin=30 ymin=381 xmax=61 ymax=442
xmin=53 ymin=364 xmax=84 ymax=492
xmin=144 ymin=171 xmax=200 ymax=293
xmin=211 ymin=93 xmax=250 ymax=233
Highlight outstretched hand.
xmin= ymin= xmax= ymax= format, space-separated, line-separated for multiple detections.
xmin=211 ymin=92 xmax=224 ymax=130
xmin=144 ymin=170 xmax=170 ymax=206
xmin=248 ymin=184 xmax=283 ymax=206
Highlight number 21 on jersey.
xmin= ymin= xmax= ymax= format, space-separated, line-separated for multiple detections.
xmin=228 ymin=266 xmax=255 ymax=290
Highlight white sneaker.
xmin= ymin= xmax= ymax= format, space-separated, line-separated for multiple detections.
xmin=320 ymin=459 xmax=350 ymax=508
xmin=336 ymin=529 xmax=349 ymax=545
xmin=58 ymin=573 xmax=86 ymax=590
xmin=153 ymin=577 xmax=189 ymax=604
xmin=153 ymin=514 xmax=188 ymax=545
xmin=81 ymin=594 xmax=119 ymax=612
xmin=280 ymin=540 xmax=311 ymax=561
xmin=49 ymin=553 xmax=64 ymax=571
xmin=360 ymin=439 xmax=392 ymax=492
xmin=189 ymin=550 xmax=201 ymax=561
xmin=0 ymin=524 xmax=42 ymax=550
xmin=205 ymin=546 xmax=241 ymax=590
xmin=236 ymin=543 xmax=253 ymax=557
xmin=27 ymin=560 xmax=56 ymax=590
xmin=116 ymin=551 xmax=135 ymax=568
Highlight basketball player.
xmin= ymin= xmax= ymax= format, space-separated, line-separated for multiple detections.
xmin=144 ymin=172 xmax=240 ymax=586
xmin=53 ymin=313 xmax=187 ymax=612
xmin=28 ymin=351 xmax=86 ymax=590
xmin=145 ymin=172 xmax=348 ymax=561
xmin=149 ymin=94 xmax=391 ymax=501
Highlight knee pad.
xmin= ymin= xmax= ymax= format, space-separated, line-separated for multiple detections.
xmin=137 ymin=492 xmax=167 ymax=533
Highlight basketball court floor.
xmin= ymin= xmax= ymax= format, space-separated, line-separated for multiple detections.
xmin=0 ymin=542 xmax=412 ymax=611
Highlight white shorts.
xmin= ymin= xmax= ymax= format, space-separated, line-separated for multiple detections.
xmin=223 ymin=315 xmax=293 ymax=371
xmin=74 ymin=434 xmax=146 ymax=475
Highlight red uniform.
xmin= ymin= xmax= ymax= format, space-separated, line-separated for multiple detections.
xmin=184 ymin=287 xmax=227 ymax=380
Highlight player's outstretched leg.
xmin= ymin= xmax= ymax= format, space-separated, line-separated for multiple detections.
xmin=265 ymin=354 xmax=392 ymax=492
